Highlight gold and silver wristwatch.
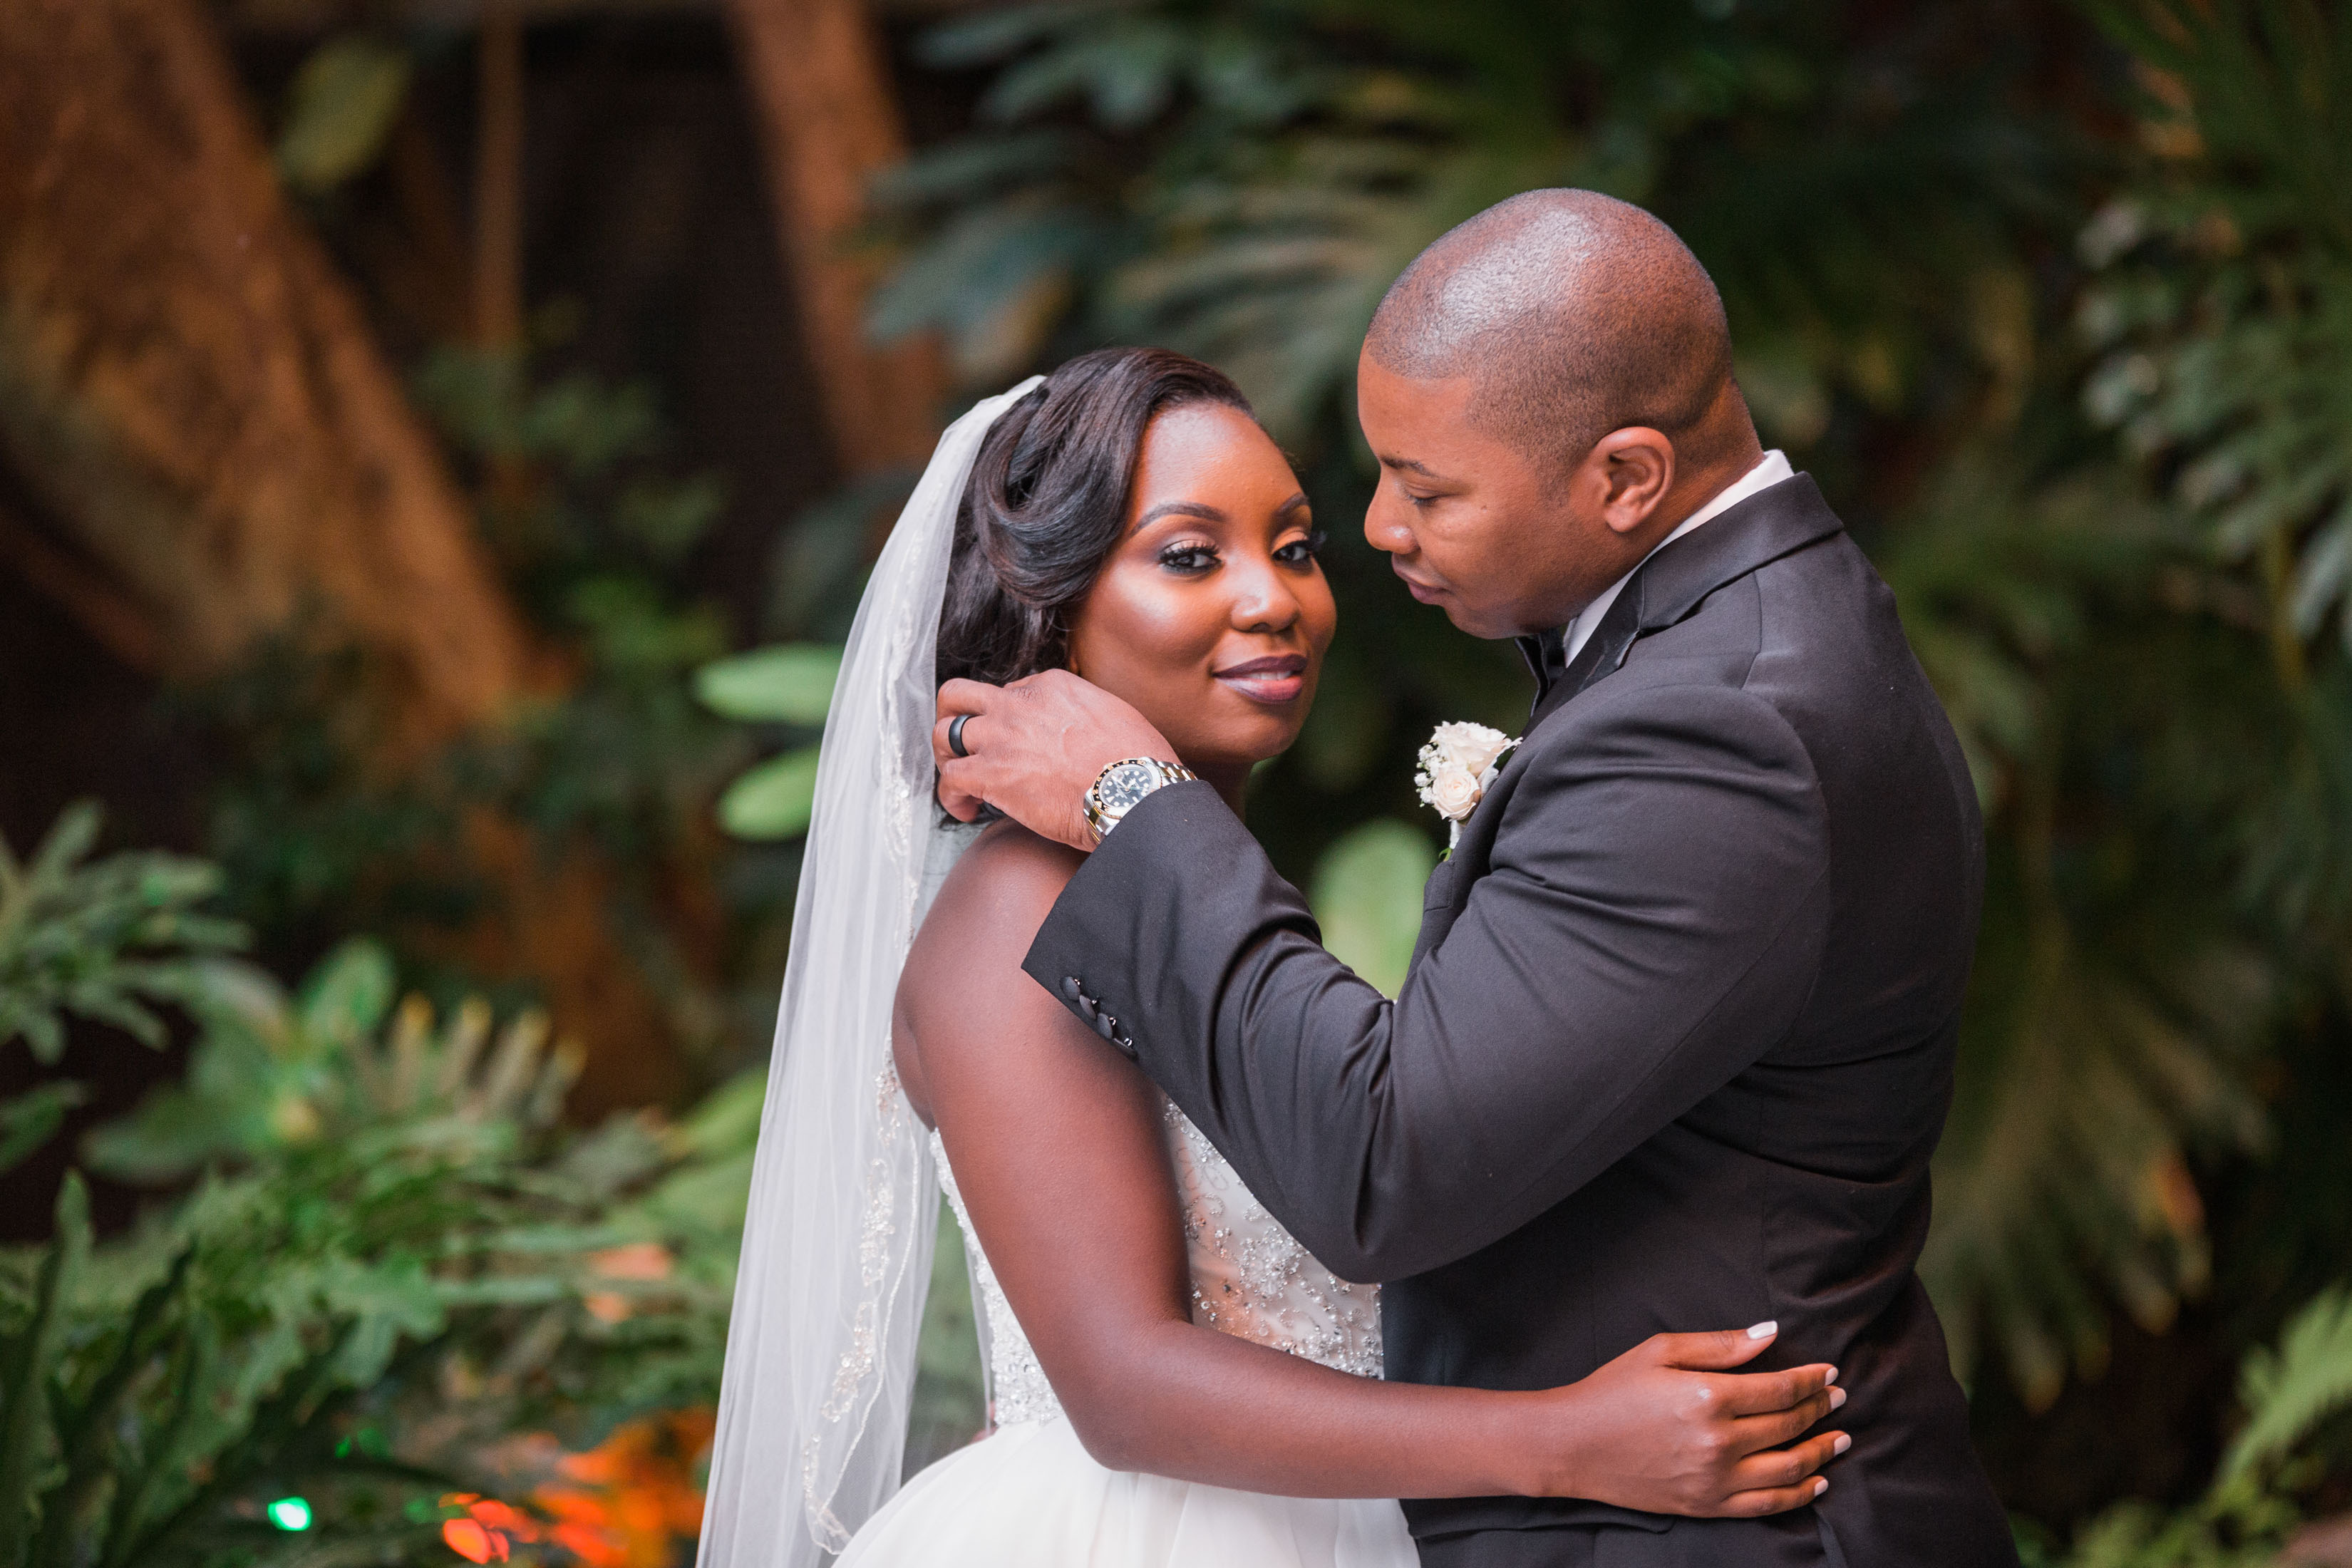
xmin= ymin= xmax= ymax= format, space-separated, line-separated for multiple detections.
xmin=1082 ymin=757 xmax=1199 ymax=843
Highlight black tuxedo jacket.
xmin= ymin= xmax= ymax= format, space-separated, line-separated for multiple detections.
xmin=1024 ymin=475 xmax=2018 ymax=1567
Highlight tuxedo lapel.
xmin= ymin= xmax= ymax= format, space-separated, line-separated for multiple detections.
xmin=1417 ymin=473 xmax=1848 ymax=956
xmin=1527 ymin=473 xmax=1845 ymax=733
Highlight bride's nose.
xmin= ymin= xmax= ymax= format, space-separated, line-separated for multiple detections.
xmin=1228 ymin=554 xmax=1301 ymax=634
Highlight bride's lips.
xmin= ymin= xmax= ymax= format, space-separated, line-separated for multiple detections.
xmin=1213 ymin=653 xmax=1310 ymax=704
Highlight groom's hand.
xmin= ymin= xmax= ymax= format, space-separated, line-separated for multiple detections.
xmin=935 ymin=671 xmax=1177 ymax=851
xmin=1530 ymin=1324 xmax=1850 ymax=1517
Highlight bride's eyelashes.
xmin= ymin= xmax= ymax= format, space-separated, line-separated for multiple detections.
xmin=1156 ymin=531 xmax=1327 ymax=576
xmin=1157 ymin=540 xmax=1220 ymax=574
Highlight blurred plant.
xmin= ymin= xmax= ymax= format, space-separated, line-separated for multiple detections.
xmin=2018 ymin=1284 xmax=2352 ymax=1565
xmin=0 ymin=803 xmax=244 ymax=1071
xmin=1307 ymin=819 xmax=1437 ymax=998
xmin=0 ymin=804 xmax=247 ymax=1175
xmin=2222 ymin=1284 xmax=2352 ymax=1487
xmin=691 ymin=643 xmax=843 ymax=841
xmin=183 ymin=341 xmax=773 ymax=1082
xmin=411 ymin=345 xmax=742 ymax=866
xmin=0 ymin=922 xmax=758 ymax=1563
xmin=527 ymin=1408 xmax=713 ymax=1568
xmin=1874 ymin=458 xmax=2279 ymax=1404
xmin=274 ymin=33 xmax=413 ymax=197
xmin=2080 ymin=0 xmax=2352 ymax=686
xmin=873 ymin=0 xmax=2064 ymax=443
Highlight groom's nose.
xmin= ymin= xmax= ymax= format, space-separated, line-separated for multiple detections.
xmin=1363 ymin=491 xmax=1416 ymax=557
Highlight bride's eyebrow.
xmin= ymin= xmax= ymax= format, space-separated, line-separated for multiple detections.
xmin=1133 ymin=500 xmax=1224 ymax=531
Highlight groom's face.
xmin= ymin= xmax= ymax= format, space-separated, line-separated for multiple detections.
xmin=1356 ymin=356 xmax=1642 ymax=639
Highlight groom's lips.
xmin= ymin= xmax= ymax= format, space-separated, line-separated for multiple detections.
xmin=1213 ymin=654 xmax=1309 ymax=704
xmin=1393 ymin=565 xmax=1447 ymax=603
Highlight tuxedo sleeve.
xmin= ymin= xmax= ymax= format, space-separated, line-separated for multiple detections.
xmin=1021 ymin=680 xmax=1832 ymax=1283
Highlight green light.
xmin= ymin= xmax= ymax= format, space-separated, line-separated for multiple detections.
xmin=267 ymin=1497 xmax=313 ymax=1532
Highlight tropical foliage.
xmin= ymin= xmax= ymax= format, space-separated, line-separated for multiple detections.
xmin=0 ymin=811 xmax=757 ymax=1564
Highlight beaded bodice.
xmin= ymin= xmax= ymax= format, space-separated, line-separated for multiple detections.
xmin=930 ymin=1103 xmax=1381 ymax=1428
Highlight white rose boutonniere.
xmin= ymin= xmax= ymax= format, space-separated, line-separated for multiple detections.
xmin=1415 ymin=721 xmax=1517 ymax=852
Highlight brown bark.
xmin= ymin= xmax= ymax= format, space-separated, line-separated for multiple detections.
xmin=472 ymin=1 xmax=526 ymax=352
xmin=0 ymin=0 xmax=541 ymax=751
xmin=0 ymin=0 xmax=679 ymax=1113
xmin=726 ymin=0 xmax=945 ymax=475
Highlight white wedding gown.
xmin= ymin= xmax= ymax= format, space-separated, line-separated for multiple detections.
xmin=837 ymin=1102 xmax=1418 ymax=1567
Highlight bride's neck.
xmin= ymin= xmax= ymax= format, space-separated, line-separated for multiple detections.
xmin=1191 ymin=760 xmax=1252 ymax=817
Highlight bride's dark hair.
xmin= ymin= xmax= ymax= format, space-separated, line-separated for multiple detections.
xmin=935 ymin=347 xmax=1256 ymax=688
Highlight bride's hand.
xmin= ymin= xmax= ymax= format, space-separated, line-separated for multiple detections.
xmin=1522 ymin=1324 xmax=1848 ymax=1517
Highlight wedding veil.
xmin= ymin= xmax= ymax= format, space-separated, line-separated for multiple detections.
xmin=698 ymin=377 xmax=1045 ymax=1568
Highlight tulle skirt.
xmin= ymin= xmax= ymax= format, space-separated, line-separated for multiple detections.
xmin=840 ymin=1417 xmax=1418 ymax=1567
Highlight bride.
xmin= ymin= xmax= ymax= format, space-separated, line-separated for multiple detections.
xmin=698 ymin=349 xmax=1849 ymax=1568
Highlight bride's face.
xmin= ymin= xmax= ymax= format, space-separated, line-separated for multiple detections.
xmin=1065 ymin=403 xmax=1336 ymax=781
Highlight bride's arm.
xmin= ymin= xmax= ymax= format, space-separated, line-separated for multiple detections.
xmin=896 ymin=826 xmax=1847 ymax=1514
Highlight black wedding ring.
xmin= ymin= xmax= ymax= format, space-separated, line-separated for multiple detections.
xmin=947 ymin=713 xmax=973 ymax=758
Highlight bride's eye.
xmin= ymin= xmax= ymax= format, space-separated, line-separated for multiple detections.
xmin=1158 ymin=542 xmax=1219 ymax=574
xmin=1274 ymin=530 xmax=1327 ymax=566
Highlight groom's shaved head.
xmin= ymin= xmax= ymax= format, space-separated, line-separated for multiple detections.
xmin=1366 ymin=190 xmax=1738 ymax=474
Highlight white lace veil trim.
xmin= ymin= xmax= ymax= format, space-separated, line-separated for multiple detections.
xmin=698 ymin=378 xmax=1045 ymax=1568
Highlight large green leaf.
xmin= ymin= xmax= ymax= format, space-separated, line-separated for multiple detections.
xmin=1309 ymin=819 xmax=1437 ymax=998
xmin=693 ymin=645 xmax=844 ymax=725
xmin=716 ymin=747 xmax=825 ymax=840
xmin=274 ymin=36 xmax=411 ymax=195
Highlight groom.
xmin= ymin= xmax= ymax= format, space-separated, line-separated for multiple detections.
xmin=934 ymin=190 xmax=2017 ymax=1567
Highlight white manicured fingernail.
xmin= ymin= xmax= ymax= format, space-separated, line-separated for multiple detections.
xmin=1746 ymin=1320 xmax=1778 ymax=1339
xmin=1830 ymin=1387 xmax=1847 ymax=1410
xmin=1833 ymin=1433 xmax=1851 ymax=1455
xmin=1824 ymin=1366 xmax=1838 ymax=1385
xmin=1814 ymin=1477 xmax=1829 ymax=1497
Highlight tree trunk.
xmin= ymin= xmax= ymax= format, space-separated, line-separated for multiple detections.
xmin=726 ymin=0 xmax=944 ymax=476
xmin=472 ymin=0 xmax=526 ymax=354
xmin=0 ymin=0 xmax=540 ymax=751
xmin=0 ymin=0 xmax=681 ymax=1114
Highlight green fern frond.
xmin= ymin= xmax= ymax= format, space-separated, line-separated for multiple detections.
xmin=2224 ymin=1285 xmax=2352 ymax=1481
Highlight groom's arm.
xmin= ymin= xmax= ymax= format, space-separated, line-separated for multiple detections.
xmin=1021 ymin=679 xmax=1832 ymax=1284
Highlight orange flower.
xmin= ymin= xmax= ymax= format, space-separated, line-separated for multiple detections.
xmin=442 ymin=1519 xmax=507 ymax=1564
xmin=531 ymin=1408 xmax=713 ymax=1568
xmin=440 ymin=1493 xmax=541 ymax=1562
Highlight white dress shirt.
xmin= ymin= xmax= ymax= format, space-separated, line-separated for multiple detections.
xmin=1561 ymin=450 xmax=1795 ymax=666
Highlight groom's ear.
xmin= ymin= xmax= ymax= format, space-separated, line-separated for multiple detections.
xmin=1585 ymin=427 xmax=1677 ymax=536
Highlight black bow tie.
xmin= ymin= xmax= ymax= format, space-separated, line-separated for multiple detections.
xmin=1517 ymin=625 xmax=1572 ymax=702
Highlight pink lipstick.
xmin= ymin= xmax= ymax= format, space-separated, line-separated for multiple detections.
xmin=1213 ymin=653 xmax=1309 ymax=704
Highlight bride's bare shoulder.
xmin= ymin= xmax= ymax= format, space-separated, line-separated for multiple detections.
xmin=902 ymin=820 xmax=1085 ymax=1011
xmin=895 ymin=821 xmax=1088 ymax=1123
xmin=935 ymin=819 xmax=1085 ymax=937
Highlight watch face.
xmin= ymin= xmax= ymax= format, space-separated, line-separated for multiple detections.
xmin=1097 ymin=761 xmax=1160 ymax=814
